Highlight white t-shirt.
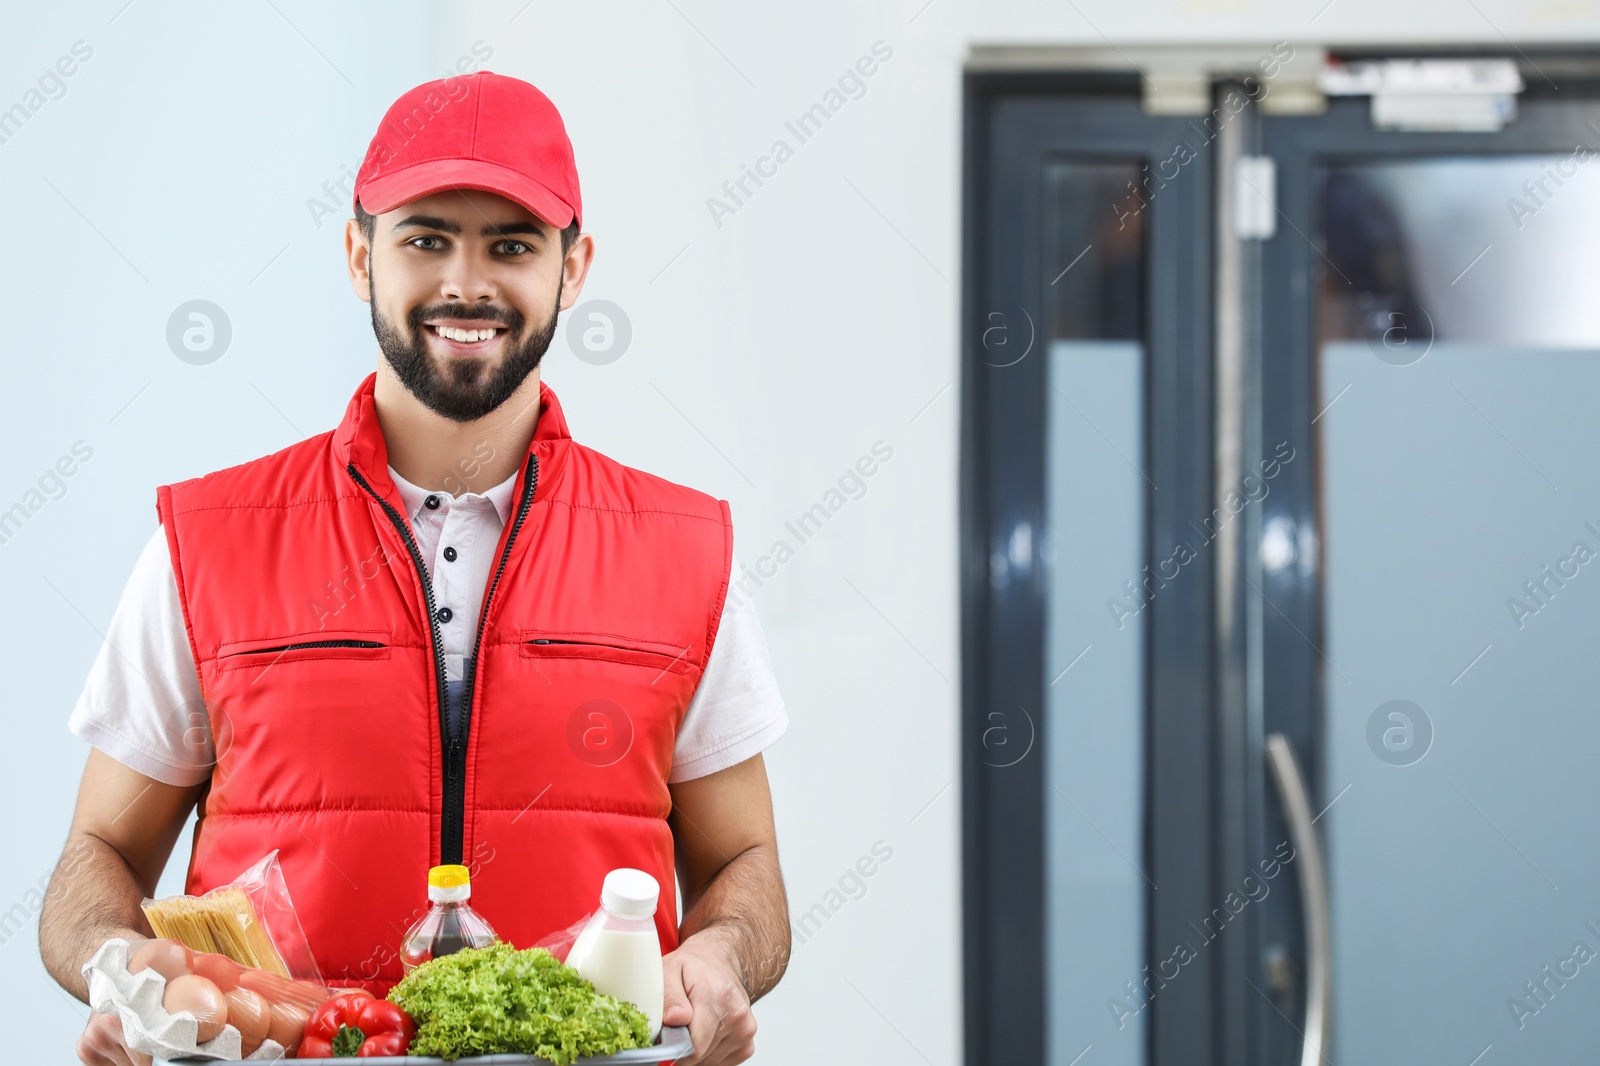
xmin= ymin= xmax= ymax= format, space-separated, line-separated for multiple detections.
xmin=69 ymin=465 xmax=786 ymax=787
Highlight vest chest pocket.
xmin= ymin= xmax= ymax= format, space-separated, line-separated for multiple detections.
xmin=517 ymin=631 xmax=697 ymax=679
xmin=215 ymin=629 xmax=392 ymax=672
xmin=497 ymin=632 xmax=695 ymax=782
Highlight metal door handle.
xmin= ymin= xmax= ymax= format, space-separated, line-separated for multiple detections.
xmin=1265 ymin=733 xmax=1331 ymax=1066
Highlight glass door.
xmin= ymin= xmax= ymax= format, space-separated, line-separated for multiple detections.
xmin=967 ymin=50 xmax=1600 ymax=1066
xmin=1262 ymin=88 xmax=1600 ymax=1063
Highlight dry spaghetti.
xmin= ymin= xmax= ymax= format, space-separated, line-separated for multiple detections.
xmin=141 ymin=886 xmax=290 ymax=977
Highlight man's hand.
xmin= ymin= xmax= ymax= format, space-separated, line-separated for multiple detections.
xmin=663 ymin=753 xmax=789 ymax=1063
xmin=661 ymin=933 xmax=756 ymax=1065
xmin=75 ymin=933 xmax=153 ymax=1065
xmin=77 ymin=1013 xmax=152 ymax=1066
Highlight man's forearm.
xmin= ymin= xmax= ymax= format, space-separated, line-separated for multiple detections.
xmin=677 ymin=842 xmax=790 ymax=1002
xmin=38 ymin=832 xmax=155 ymax=1002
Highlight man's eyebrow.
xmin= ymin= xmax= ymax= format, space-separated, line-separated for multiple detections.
xmin=391 ymin=215 xmax=547 ymax=240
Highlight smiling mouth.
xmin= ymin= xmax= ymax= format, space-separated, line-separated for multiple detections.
xmin=426 ymin=323 xmax=505 ymax=353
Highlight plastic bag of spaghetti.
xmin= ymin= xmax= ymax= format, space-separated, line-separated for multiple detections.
xmin=140 ymin=849 xmax=323 ymax=984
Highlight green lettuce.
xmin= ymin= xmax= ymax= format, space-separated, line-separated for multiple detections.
xmin=386 ymin=942 xmax=651 ymax=1063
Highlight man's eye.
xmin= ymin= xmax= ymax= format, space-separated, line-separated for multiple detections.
xmin=498 ymin=241 xmax=531 ymax=256
xmin=409 ymin=236 xmax=445 ymax=251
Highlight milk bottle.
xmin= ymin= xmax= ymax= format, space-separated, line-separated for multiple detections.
xmin=565 ymin=868 xmax=664 ymax=1040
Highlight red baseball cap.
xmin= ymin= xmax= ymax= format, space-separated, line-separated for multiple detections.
xmin=353 ymin=71 xmax=582 ymax=231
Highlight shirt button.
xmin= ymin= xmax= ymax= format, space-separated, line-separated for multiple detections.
xmin=425 ymin=494 xmax=442 ymax=510
xmin=443 ymin=546 xmax=458 ymax=562
xmin=436 ymin=606 xmax=453 ymax=623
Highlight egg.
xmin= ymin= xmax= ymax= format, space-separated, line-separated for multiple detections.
xmin=236 ymin=967 xmax=294 ymax=1005
xmin=284 ymin=978 xmax=335 ymax=1011
xmin=128 ymin=939 xmax=191 ymax=982
xmin=265 ymin=1000 xmax=309 ymax=1050
xmin=223 ymin=987 xmax=270 ymax=1057
xmin=162 ymin=974 xmax=229 ymax=1043
xmin=189 ymin=952 xmax=241 ymax=992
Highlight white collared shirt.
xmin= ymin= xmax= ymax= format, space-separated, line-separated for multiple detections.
xmin=387 ymin=464 xmax=518 ymax=685
xmin=68 ymin=466 xmax=787 ymax=785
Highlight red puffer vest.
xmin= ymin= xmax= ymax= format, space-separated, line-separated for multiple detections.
xmin=156 ymin=372 xmax=731 ymax=995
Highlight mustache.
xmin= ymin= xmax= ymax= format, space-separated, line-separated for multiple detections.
xmin=408 ymin=305 xmax=524 ymax=331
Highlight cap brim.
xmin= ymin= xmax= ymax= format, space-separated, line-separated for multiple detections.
xmin=358 ymin=158 xmax=576 ymax=230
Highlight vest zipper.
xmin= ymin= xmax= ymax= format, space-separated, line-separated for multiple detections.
xmin=346 ymin=463 xmax=452 ymax=859
xmin=455 ymin=455 xmax=540 ymax=860
xmin=346 ymin=456 xmax=540 ymax=867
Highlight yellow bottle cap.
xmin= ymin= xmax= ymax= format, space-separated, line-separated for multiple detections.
xmin=429 ymin=864 xmax=471 ymax=889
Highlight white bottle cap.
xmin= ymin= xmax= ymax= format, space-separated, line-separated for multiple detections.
xmin=600 ymin=868 xmax=659 ymax=920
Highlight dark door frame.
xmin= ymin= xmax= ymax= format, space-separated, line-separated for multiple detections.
xmin=960 ymin=70 xmax=1219 ymax=1066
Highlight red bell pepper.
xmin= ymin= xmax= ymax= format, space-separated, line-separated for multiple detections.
xmin=296 ymin=989 xmax=416 ymax=1058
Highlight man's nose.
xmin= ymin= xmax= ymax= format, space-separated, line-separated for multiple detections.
xmin=440 ymin=250 xmax=498 ymax=303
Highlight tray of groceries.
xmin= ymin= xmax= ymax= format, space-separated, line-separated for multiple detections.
xmin=85 ymin=854 xmax=692 ymax=1066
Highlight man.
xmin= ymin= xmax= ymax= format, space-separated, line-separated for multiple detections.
xmin=40 ymin=71 xmax=789 ymax=1066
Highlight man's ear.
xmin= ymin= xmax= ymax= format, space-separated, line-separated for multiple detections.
xmin=558 ymin=231 xmax=596 ymax=313
xmin=345 ymin=217 xmax=372 ymax=303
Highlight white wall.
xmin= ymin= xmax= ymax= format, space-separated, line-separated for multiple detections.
xmin=3 ymin=1 xmax=1593 ymax=1062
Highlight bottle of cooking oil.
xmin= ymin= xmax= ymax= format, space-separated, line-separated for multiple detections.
xmin=400 ymin=864 xmax=499 ymax=972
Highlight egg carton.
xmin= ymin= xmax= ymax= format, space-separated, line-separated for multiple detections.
xmin=157 ymin=1025 xmax=693 ymax=1064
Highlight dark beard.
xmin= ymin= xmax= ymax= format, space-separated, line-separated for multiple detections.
xmin=371 ymin=271 xmax=562 ymax=423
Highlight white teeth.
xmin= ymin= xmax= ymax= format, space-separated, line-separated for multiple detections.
xmin=433 ymin=325 xmax=498 ymax=343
